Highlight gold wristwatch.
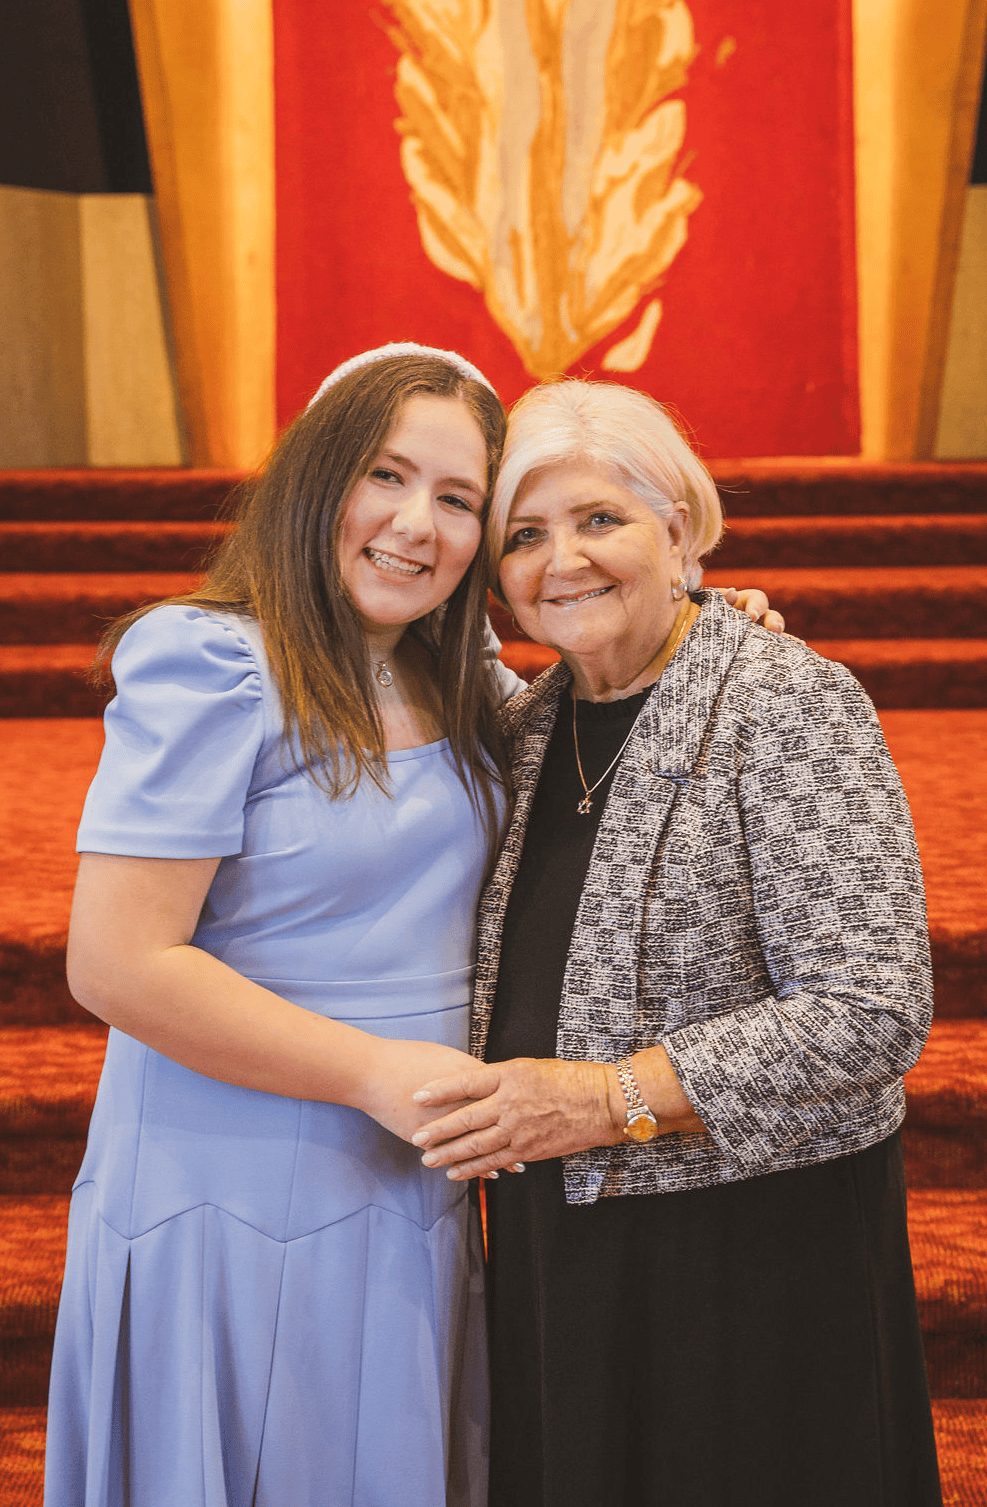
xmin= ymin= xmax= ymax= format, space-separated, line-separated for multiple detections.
xmin=616 ymin=1057 xmax=660 ymax=1142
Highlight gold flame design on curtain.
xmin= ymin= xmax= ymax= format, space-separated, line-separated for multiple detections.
xmin=385 ymin=0 xmax=702 ymax=377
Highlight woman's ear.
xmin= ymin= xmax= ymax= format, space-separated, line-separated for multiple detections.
xmin=666 ymin=505 xmax=689 ymax=559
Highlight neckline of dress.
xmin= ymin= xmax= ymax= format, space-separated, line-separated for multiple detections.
xmin=384 ymin=736 xmax=451 ymax=761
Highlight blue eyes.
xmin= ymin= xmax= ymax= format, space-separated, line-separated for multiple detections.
xmin=504 ymin=527 xmax=540 ymax=551
xmin=505 ymin=512 xmax=621 ymax=550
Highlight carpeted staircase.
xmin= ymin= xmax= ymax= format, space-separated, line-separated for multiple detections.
xmin=0 ymin=462 xmax=985 ymax=1504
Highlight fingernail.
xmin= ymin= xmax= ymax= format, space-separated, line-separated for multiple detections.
xmin=421 ymin=1151 xmax=438 ymax=1167
xmin=411 ymin=1131 xmax=429 ymax=1146
xmin=411 ymin=1090 xmax=431 ymax=1103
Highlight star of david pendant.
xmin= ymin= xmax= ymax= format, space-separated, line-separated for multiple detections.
xmin=577 ymin=794 xmax=593 ymax=815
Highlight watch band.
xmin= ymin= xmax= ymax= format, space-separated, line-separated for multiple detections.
xmin=616 ymin=1057 xmax=660 ymax=1142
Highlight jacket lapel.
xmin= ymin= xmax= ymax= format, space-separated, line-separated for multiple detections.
xmin=471 ymin=593 xmax=751 ymax=1060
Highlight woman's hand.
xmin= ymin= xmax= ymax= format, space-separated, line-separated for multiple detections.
xmin=353 ymin=1038 xmax=486 ymax=1145
xmin=411 ymin=1047 xmax=708 ymax=1177
xmin=408 ymin=1057 xmax=622 ymax=1179
xmin=719 ymin=586 xmax=786 ymax=634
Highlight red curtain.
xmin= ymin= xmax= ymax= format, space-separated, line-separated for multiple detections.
xmin=273 ymin=0 xmax=859 ymax=457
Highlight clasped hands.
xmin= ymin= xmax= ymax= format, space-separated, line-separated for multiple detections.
xmin=409 ymin=1056 xmax=626 ymax=1180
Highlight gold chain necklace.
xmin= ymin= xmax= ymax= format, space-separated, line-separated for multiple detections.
xmin=571 ymin=698 xmax=638 ymax=815
xmin=571 ymin=608 xmax=691 ymax=816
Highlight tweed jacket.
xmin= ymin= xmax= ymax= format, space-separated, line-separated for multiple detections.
xmin=472 ymin=590 xmax=933 ymax=1204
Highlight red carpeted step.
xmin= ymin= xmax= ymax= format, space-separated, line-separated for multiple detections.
xmin=806 ymin=639 xmax=987 ymax=709
xmin=931 ymin=1400 xmax=987 ymax=1507
xmin=904 ymin=1021 xmax=987 ymax=1187
xmin=0 ymin=470 xmax=241 ymax=522
xmin=0 ymin=1197 xmax=68 ymax=1407
xmin=0 ymin=647 xmax=106 ymax=719
xmin=0 ymin=575 xmax=199 ymax=645
xmin=0 ymin=522 xmax=229 ymax=574
xmin=0 ymin=719 xmax=104 ymax=1028
xmin=713 ymin=514 xmax=987 ymax=568
xmin=0 ymin=1029 xmax=106 ymax=1196
xmin=881 ymin=711 xmax=987 ymax=1020
xmin=707 ymin=459 xmax=987 ymax=516
xmin=699 ymin=566 xmax=987 ymax=639
xmin=909 ymin=1189 xmax=987 ymax=1396
xmin=0 ymin=1405 xmax=46 ymax=1506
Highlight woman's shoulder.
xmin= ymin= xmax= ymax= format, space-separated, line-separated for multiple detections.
xmin=113 ymin=604 xmax=269 ymax=698
xmin=80 ymin=608 xmax=277 ymax=857
xmin=712 ymin=618 xmax=888 ymax=775
xmin=108 ymin=604 xmax=281 ymax=748
xmin=496 ymin=659 xmax=570 ymax=739
xmin=116 ymin=601 xmax=260 ymax=660
xmin=734 ymin=619 xmax=873 ymax=711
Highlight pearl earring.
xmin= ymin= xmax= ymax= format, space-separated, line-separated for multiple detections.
xmin=671 ymin=577 xmax=687 ymax=601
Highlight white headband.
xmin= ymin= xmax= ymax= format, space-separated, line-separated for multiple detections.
xmin=307 ymin=342 xmax=497 ymax=409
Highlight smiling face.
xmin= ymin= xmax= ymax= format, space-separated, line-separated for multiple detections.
xmin=339 ymin=394 xmax=488 ymax=640
xmin=498 ymin=460 xmax=688 ymax=691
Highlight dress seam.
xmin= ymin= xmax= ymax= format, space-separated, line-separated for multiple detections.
xmin=86 ymin=1192 xmax=468 ymax=1242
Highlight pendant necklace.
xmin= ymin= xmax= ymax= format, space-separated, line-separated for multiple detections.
xmin=373 ymin=660 xmax=394 ymax=689
xmin=571 ymin=697 xmax=637 ymax=815
xmin=572 ymin=608 xmax=691 ymax=816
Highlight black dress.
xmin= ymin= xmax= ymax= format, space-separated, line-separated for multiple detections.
xmin=485 ymin=689 xmax=941 ymax=1507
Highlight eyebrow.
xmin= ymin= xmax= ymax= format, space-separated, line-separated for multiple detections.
xmin=508 ymin=499 xmax=619 ymax=523
xmin=378 ymin=449 xmax=485 ymax=498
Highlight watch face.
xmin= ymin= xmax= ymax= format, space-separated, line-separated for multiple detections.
xmin=624 ymin=1113 xmax=659 ymax=1143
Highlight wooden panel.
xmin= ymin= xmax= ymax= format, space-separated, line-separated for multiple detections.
xmin=0 ymin=186 xmax=86 ymax=468
xmin=127 ymin=0 xmax=276 ymax=468
xmin=854 ymin=0 xmax=987 ymax=459
xmin=79 ymin=194 xmax=184 ymax=465
xmin=936 ymin=185 xmax=987 ymax=457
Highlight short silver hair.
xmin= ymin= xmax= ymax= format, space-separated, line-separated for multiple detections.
xmin=488 ymin=380 xmax=723 ymax=591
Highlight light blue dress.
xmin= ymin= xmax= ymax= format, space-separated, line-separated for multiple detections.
xmin=45 ymin=606 xmax=518 ymax=1507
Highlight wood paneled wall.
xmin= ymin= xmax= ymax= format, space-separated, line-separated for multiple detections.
xmin=0 ymin=186 xmax=183 ymax=467
xmin=853 ymin=0 xmax=987 ymax=458
xmin=126 ymin=0 xmax=276 ymax=469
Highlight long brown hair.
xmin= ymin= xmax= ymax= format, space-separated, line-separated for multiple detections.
xmin=96 ymin=354 xmax=511 ymax=842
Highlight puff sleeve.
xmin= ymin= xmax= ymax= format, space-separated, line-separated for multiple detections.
xmin=76 ymin=606 xmax=267 ymax=859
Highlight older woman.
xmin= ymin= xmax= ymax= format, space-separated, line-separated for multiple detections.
xmin=412 ymin=380 xmax=942 ymax=1507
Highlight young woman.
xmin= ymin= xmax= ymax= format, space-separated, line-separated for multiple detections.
xmin=45 ymin=345 xmax=521 ymax=1507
